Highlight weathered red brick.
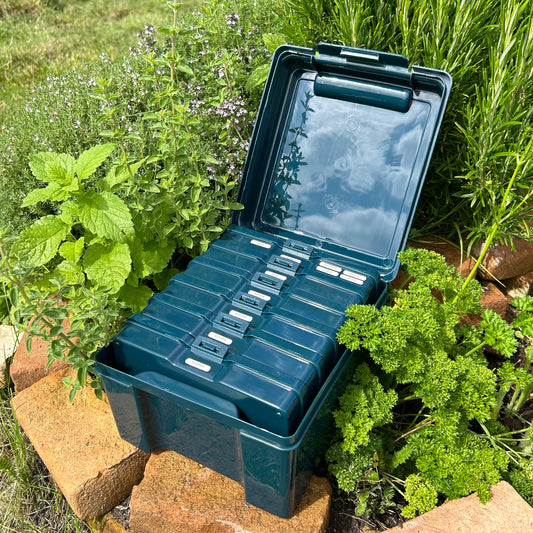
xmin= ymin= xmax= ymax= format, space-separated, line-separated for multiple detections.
xmin=12 ymin=368 xmax=149 ymax=520
xmin=130 ymin=450 xmax=331 ymax=533
xmin=480 ymin=282 xmax=508 ymax=318
xmin=475 ymin=238 xmax=533 ymax=281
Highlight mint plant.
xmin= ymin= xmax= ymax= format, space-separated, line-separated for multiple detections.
xmin=11 ymin=144 xmax=162 ymax=305
xmin=329 ymin=248 xmax=527 ymax=518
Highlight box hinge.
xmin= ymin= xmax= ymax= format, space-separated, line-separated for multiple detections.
xmin=315 ymin=42 xmax=409 ymax=69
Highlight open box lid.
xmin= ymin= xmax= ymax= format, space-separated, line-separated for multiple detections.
xmin=233 ymin=43 xmax=452 ymax=282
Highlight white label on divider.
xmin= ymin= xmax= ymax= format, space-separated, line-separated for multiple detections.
xmin=265 ymin=270 xmax=287 ymax=281
xmin=316 ymin=265 xmax=340 ymax=276
xmin=229 ymin=309 xmax=253 ymax=322
xmin=248 ymin=289 xmax=271 ymax=301
xmin=319 ymin=261 xmax=342 ymax=272
xmin=340 ymin=273 xmax=364 ymax=285
xmin=250 ymin=239 xmax=271 ymax=249
xmin=280 ymin=254 xmax=301 ymax=263
xmin=208 ymin=331 xmax=233 ymax=345
xmin=343 ymin=269 xmax=367 ymax=281
xmin=185 ymin=358 xmax=211 ymax=372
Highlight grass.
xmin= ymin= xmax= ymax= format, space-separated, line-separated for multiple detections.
xmin=0 ymin=0 xmax=197 ymax=120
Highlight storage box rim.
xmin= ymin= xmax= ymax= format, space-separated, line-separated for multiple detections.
xmin=95 ymin=344 xmax=354 ymax=448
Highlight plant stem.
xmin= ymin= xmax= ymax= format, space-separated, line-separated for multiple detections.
xmin=385 ymin=418 xmax=436 ymax=449
xmin=455 ymin=150 xmax=527 ymax=304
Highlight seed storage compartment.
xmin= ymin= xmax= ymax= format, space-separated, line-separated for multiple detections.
xmin=96 ymin=42 xmax=451 ymax=518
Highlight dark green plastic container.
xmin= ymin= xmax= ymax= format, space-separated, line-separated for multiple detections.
xmin=95 ymin=43 xmax=451 ymax=518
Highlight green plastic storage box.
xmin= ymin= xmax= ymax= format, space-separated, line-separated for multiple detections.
xmin=95 ymin=42 xmax=451 ymax=518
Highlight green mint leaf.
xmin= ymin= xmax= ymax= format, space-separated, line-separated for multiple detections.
xmin=54 ymin=260 xmax=85 ymax=285
xmin=22 ymin=178 xmax=79 ymax=207
xmin=58 ymin=237 xmax=85 ymax=263
xmin=77 ymin=191 xmax=133 ymax=241
xmin=28 ymin=153 xmax=47 ymax=182
xmin=74 ymin=143 xmax=115 ymax=181
xmin=59 ymin=201 xmax=79 ymax=224
xmin=22 ymin=183 xmax=62 ymax=207
xmin=29 ymin=152 xmax=76 ymax=183
xmin=44 ymin=163 xmax=72 ymax=186
xmin=153 ymin=267 xmax=179 ymax=291
xmin=131 ymin=239 xmax=175 ymax=277
xmin=118 ymin=283 xmax=153 ymax=312
xmin=245 ymin=64 xmax=270 ymax=92
xmin=83 ymin=242 xmax=131 ymax=293
xmin=12 ymin=215 xmax=70 ymax=266
xmin=262 ymin=33 xmax=287 ymax=52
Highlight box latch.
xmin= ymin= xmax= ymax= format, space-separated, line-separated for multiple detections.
xmin=282 ymin=240 xmax=313 ymax=260
xmin=191 ymin=336 xmax=229 ymax=361
xmin=214 ymin=312 xmax=249 ymax=338
xmin=267 ymin=254 xmax=300 ymax=276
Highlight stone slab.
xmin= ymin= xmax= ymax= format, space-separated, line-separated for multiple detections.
xmin=10 ymin=322 xmax=71 ymax=393
xmin=0 ymin=324 xmax=19 ymax=387
xmin=12 ymin=368 xmax=149 ymax=520
xmin=130 ymin=450 xmax=332 ymax=533
xmin=505 ymin=271 xmax=533 ymax=300
xmin=387 ymin=481 xmax=533 ymax=532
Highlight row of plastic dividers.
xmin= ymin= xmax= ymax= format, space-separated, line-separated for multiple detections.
xmin=114 ymin=228 xmax=379 ymax=434
xmin=132 ymin=297 xmax=325 ymax=387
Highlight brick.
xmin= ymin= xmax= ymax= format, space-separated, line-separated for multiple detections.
xmin=130 ymin=450 xmax=331 ymax=533
xmin=387 ymin=481 xmax=533 ymax=533
xmin=0 ymin=324 xmax=19 ymax=387
xmin=480 ymin=282 xmax=508 ymax=318
xmin=10 ymin=321 xmax=71 ymax=393
xmin=474 ymin=238 xmax=533 ymax=281
xmin=12 ymin=368 xmax=149 ymax=520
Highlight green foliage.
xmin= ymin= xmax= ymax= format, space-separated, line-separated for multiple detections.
xmin=0 ymin=0 xmax=276 ymax=235
xmin=0 ymin=0 xmax=171 ymax=121
xmin=493 ymin=295 xmax=533 ymax=417
xmin=11 ymin=145 xmax=148 ymax=299
xmin=329 ymin=248 xmax=522 ymax=517
xmin=508 ymin=459 xmax=533 ymax=506
xmin=402 ymin=475 xmax=438 ymax=519
xmin=0 ymin=0 xmax=279 ymax=396
xmin=332 ymin=363 xmax=397 ymax=454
